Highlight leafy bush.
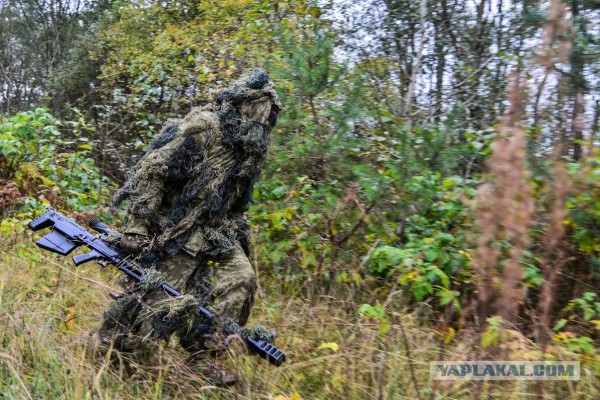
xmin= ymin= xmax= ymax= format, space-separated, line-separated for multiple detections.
xmin=0 ymin=108 xmax=112 ymax=216
xmin=369 ymin=173 xmax=476 ymax=308
xmin=566 ymin=156 xmax=600 ymax=271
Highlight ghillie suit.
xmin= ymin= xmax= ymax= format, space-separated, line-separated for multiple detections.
xmin=99 ymin=68 xmax=280 ymax=362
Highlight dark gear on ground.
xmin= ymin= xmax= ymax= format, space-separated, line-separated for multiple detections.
xmin=100 ymin=68 xmax=280 ymax=364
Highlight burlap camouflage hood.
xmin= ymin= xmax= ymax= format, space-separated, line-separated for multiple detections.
xmin=113 ymin=68 xmax=279 ymax=260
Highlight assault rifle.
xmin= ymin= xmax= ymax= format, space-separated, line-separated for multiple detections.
xmin=28 ymin=207 xmax=285 ymax=366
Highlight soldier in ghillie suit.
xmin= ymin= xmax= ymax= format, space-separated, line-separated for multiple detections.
xmin=96 ymin=68 xmax=280 ymax=386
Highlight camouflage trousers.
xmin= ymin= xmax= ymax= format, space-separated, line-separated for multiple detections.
xmin=97 ymin=241 xmax=256 ymax=354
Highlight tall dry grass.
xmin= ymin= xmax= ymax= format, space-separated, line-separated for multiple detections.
xmin=470 ymin=70 xmax=534 ymax=331
xmin=0 ymin=237 xmax=597 ymax=399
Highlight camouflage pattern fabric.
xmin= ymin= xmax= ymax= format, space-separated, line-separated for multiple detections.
xmin=97 ymin=241 xmax=255 ymax=353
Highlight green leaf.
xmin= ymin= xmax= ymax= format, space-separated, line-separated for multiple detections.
xmin=437 ymin=288 xmax=458 ymax=306
xmin=413 ymin=281 xmax=433 ymax=301
xmin=357 ymin=304 xmax=372 ymax=316
xmin=379 ymin=319 xmax=390 ymax=335
xmin=553 ymin=319 xmax=568 ymax=331
xmin=424 ymin=248 xmax=439 ymax=262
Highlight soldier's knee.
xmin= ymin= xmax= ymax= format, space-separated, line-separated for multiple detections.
xmin=226 ymin=252 xmax=255 ymax=288
xmin=240 ymin=259 xmax=256 ymax=288
xmin=238 ymin=260 xmax=256 ymax=324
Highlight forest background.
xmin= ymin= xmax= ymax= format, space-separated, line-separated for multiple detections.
xmin=0 ymin=0 xmax=599 ymax=398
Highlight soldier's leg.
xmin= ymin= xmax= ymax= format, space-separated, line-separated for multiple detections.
xmin=95 ymin=251 xmax=202 ymax=352
xmin=94 ymin=294 xmax=142 ymax=353
xmin=211 ymin=241 xmax=256 ymax=326
xmin=179 ymin=243 xmax=255 ymax=386
xmin=178 ymin=241 xmax=255 ymax=352
xmin=131 ymin=252 xmax=205 ymax=343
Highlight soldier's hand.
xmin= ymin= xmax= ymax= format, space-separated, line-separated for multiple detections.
xmin=120 ymin=234 xmax=149 ymax=254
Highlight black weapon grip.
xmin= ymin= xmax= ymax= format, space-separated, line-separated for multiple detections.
xmin=89 ymin=218 xmax=110 ymax=234
xmin=73 ymin=250 xmax=104 ymax=266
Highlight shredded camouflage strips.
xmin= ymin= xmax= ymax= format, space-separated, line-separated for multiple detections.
xmin=113 ymin=68 xmax=278 ymax=259
xmin=101 ymin=68 xmax=279 ymax=356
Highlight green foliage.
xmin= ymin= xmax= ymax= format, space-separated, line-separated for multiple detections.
xmin=553 ymin=292 xmax=598 ymax=357
xmin=368 ymin=173 xmax=474 ymax=307
xmin=0 ymin=108 xmax=61 ymax=175
xmin=357 ymin=303 xmax=390 ymax=334
xmin=93 ymin=1 xmax=309 ymax=140
xmin=0 ymin=1 xmax=599 ymax=396
xmin=266 ymin=14 xmax=347 ymax=132
xmin=0 ymin=108 xmax=112 ymax=215
xmin=566 ymin=156 xmax=600 ymax=270
xmin=481 ymin=316 xmax=507 ymax=348
xmin=564 ymin=292 xmax=600 ymax=321
xmin=553 ymin=292 xmax=600 ymax=348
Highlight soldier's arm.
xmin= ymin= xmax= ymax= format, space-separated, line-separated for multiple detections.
xmin=123 ymin=177 xmax=165 ymax=237
xmin=121 ymin=121 xmax=182 ymax=237
xmin=121 ymin=178 xmax=163 ymax=253
xmin=124 ymin=216 xmax=151 ymax=237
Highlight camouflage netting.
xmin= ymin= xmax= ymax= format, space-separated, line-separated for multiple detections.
xmin=101 ymin=228 xmax=123 ymax=245
xmin=113 ymin=67 xmax=279 ymax=260
xmin=103 ymin=68 xmax=279 ymax=356
xmin=101 ymin=266 xmax=273 ymax=354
